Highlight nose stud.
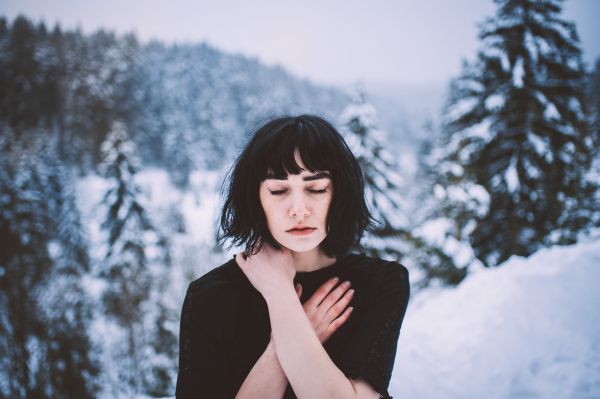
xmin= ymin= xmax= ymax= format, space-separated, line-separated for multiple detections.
xmin=289 ymin=209 xmax=310 ymax=217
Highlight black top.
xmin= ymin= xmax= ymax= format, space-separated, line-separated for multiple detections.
xmin=175 ymin=252 xmax=410 ymax=399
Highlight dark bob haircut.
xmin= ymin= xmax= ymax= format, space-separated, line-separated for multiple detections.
xmin=217 ymin=114 xmax=377 ymax=258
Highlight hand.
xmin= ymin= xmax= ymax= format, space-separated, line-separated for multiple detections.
xmin=235 ymin=241 xmax=296 ymax=300
xmin=294 ymin=277 xmax=355 ymax=344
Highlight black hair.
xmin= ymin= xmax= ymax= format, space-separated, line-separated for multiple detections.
xmin=217 ymin=114 xmax=377 ymax=258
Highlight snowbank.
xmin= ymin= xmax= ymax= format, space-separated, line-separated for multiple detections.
xmin=391 ymin=239 xmax=600 ymax=398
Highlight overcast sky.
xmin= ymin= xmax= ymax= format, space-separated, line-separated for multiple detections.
xmin=2 ymin=0 xmax=598 ymax=87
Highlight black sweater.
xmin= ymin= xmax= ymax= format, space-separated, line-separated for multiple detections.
xmin=176 ymin=252 xmax=410 ymax=398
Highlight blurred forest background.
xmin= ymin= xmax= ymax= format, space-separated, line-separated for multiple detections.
xmin=1 ymin=0 xmax=599 ymax=397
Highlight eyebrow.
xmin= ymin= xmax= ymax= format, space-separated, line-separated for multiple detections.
xmin=265 ymin=171 xmax=331 ymax=181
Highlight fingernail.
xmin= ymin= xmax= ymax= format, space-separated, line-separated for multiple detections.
xmin=349 ymin=289 xmax=355 ymax=294
xmin=332 ymin=277 xmax=339 ymax=283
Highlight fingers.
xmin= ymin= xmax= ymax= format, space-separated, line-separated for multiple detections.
xmin=319 ymin=279 xmax=353 ymax=315
xmin=304 ymin=277 xmax=340 ymax=308
xmin=300 ymin=278 xmax=355 ymax=344
xmin=295 ymin=283 xmax=302 ymax=299
xmin=327 ymin=306 xmax=354 ymax=334
xmin=322 ymin=286 xmax=354 ymax=323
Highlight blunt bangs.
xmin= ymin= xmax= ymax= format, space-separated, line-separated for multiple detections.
xmin=253 ymin=116 xmax=347 ymax=183
xmin=217 ymin=114 xmax=376 ymax=258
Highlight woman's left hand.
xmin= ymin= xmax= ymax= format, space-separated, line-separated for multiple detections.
xmin=235 ymin=241 xmax=296 ymax=300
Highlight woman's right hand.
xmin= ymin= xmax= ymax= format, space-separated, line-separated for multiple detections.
xmin=294 ymin=277 xmax=355 ymax=344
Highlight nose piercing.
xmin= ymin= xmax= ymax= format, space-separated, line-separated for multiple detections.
xmin=290 ymin=209 xmax=310 ymax=216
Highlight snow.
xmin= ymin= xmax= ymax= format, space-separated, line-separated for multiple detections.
xmin=463 ymin=119 xmax=493 ymax=144
xmin=416 ymin=218 xmax=478 ymax=269
xmin=513 ymin=57 xmax=525 ymax=88
xmin=484 ymin=93 xmax=505 ymax=111
xmin=505 ymin=157 xmax=519 ymax=193
xmin=543 ymin=102 xmax=560 ymax=121
xmin=528 ymin=133 xmax=549 ymax=156
xmin=445 ymin=97 xmax=479 ymax=122
xmin=390 ymin=238 xmax=600 ymax=399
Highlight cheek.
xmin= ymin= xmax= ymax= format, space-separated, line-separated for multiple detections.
xmin=259 ymin=197 xmax=283 ymax=225
xmin=323 ymin=194 xmax=333 ymax=210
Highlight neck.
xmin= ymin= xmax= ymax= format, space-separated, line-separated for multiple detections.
xmin=291 ymin=247 xmax=337 ymax=273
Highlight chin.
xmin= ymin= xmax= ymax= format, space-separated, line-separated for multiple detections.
xmin=275 ymin=234 xmax=325 ymax=253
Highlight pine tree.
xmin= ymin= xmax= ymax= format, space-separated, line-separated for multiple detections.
xmin=0 ymin=16 xmax=45 ymax=130
xmin=415 ymin=117 xmax=489 ymax=279
xmin=439 ymin=0 xmax=594 ymax=266
xmin=584 ymin=58 xmax=600 ymax=228
xmin=98 ymin=121 xmax=173 ymax=395
xmin=164 ymin=122 xmax=196 ymax=189
xmin=0 ymin=127 xmax=98 ymax=398
xmin=340 ymin=91 xmax=464 ymax=288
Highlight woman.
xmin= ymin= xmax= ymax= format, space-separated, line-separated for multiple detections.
xmin=176 ymin=115 xmax=410 ymax=398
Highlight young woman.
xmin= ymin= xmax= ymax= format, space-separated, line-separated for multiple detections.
xmin=176 ymin=115 xmax=410 ymax=398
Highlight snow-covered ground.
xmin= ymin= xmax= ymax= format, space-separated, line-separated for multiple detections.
xmin=391 ymin=237 xmax=600 ymax=399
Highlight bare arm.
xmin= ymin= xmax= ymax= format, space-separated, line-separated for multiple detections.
xmin=235 ymin=279 xmax=355 ymax=399
xmin=267 ymin=285 xmax=358 ymax=399
xmin=235 ymin=337 xmax=288 ymax=399
xmin=234 ymin=247 xmax=383 ymax=398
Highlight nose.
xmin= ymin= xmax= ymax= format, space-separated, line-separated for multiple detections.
xmin=288 ymin=192 xmax=311 ymax=217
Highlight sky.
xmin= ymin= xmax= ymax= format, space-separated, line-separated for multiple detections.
xmin=1 ymin=0 xmax=599 ymax=87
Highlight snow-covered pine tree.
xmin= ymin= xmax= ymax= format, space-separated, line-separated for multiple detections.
xmin=340 ymin=91 xmax=410 ymax=255
xmin=590 ymin=60 xmax=600 ymax=149
xmin=415 ymin=116 xmax=489 ymax=279
xmin=440 ymin=0 xmax=594 ymax=266
xmin=340 ymin=91 xmax=464 ymax=288
xmin=164 ymin=119 xmax=196 ymax=189
xmin=143 ymin=265 xmax=179 ymax=397
xmin=0 ymin=127 xmax=97 ymax=398
xmin=584 ymin=58 xmax=600 ymax=229
xmin=98 ymin=121 xmax=174 ymax=396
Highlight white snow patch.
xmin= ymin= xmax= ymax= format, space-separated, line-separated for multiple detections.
xmin=528 ymin=133 xmax=549 ymax=156
xmin=505 ymin=157 xmax=519 ymax=193
xmin=543 ymin=102 xmax=560 ymax=121
xmin=390 ymin=239 xmax=600 ymax=399
xmin=445 ymin=97 xmax=479 ymax=121
xmin=485 ymin=94 xmax=505 ymax=111
xmin=512 ymin=58 xmax=525 ymax=88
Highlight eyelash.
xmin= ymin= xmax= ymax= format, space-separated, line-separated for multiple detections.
xmin=269 ymin=188 xmax=328 ymax=196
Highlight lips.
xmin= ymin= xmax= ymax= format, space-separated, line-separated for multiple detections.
xmin=287 ymin=227 xmax=316 ymax=236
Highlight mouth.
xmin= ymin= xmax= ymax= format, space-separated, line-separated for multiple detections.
xmin=287 ymin=227 xmax=317 ymax=236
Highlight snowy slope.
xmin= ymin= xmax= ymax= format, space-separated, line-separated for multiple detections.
xmin=391 ymin=238 xmax=600 ymax=399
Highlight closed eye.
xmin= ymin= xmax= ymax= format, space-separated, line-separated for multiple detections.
xmin=269 ymin=188 xmax=328 ymax=196
xmin=309 ymin=188 xmax=328 ymax=194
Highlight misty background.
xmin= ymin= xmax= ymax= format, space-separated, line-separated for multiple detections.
xmin=1 ymin=0 xmax=599 ymax=398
